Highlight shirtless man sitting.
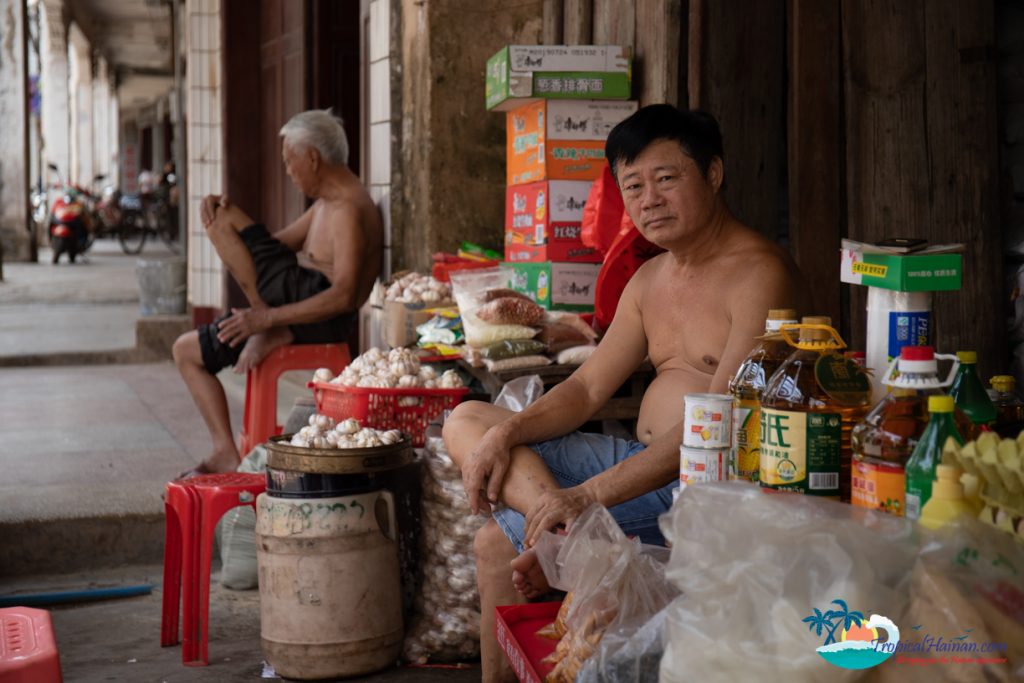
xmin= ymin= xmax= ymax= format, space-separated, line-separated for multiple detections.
xmin=443 ymin=104 xmax=806 ymax=682
xmin=172 ymin=109 xmax=383 ymax=476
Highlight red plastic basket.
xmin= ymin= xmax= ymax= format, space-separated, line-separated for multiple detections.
xmin=310 ymin=382 xmax=468 ymax=447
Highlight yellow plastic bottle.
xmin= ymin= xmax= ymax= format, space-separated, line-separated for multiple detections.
xmin=918 ymin=464 xmax=974 ymax=530
xmin=729 ymin=308 xmax=799 ymax=482
xmin=760 ymin=316 xmax=872 ymax=501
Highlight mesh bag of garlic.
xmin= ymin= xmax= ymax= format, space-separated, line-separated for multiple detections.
xmin=402 ymin=434 xmax=487 ymax=663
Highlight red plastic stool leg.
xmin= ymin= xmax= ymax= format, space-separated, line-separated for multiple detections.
xmin=178 ymin=486 xmax=201 ymax=664
xmin=160 ymin=485 xmax=186 ymax=647
xmin=183 ymin=475 xmax=266 ymax=666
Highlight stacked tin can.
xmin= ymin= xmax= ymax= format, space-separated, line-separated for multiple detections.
xmin=679 ymin=393 xmax=733 ymax=491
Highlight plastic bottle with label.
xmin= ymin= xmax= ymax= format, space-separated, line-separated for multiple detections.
xmin=904 ymin=395 xmax=965 ymax=521
xmin=988 ymin=375 xmax=1024 ymax=438
xmin=849 ymin=346 xmax=970 ymax=516
xmin=918 ymin=464 xmax=974 ymax=530
xmin=728 ymin=308 xmax=799 ymax=482
xmin=949 ymin=351 xmax=997 ymax=437
xmin=759 ymin=316 xmax=872 ymax=501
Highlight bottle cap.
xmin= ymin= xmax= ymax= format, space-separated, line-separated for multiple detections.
xmin=897 ymin=345 xmax=939 ymax=376
xmin=798 ymin=316 xmax=832 ymax=342
xmin=900 ymin=346 xmax=934 ymax=362
xmin=991 ymin=375 xmax=1016 ymax=392
xmin=928 ymin=395 xmax=955 ymax=413
xmin=956 ymin=351 xmax=977 ymax=364
xmin=765 ymin=309 xmax=799 ymax=332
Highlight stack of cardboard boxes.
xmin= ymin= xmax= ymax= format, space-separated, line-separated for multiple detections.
xmin=486 ymin=45 xmax=638 ymax=312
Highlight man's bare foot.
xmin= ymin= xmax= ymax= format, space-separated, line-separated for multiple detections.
xmin=234 ymin=326 xmax=294 ymax=374
xmin=510 ymin=548 xmax=551 ymax=600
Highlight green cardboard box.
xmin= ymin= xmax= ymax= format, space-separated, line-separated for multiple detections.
xmin=501 ymin=261 xmax=600 ymax=311
xmin=840 ymin=240 xmax=963 ymax=291
xmin=486 ymin=45 xmax=632 ymax=111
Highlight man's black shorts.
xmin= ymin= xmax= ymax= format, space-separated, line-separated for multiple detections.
xmin=198 ymin=224 xmax=355 ymax=374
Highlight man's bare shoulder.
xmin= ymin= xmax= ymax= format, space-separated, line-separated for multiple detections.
xmin=315 ymin=186 xmax=382 ymax=234
xmin=717 ymin=222 xmax=805 ymax=310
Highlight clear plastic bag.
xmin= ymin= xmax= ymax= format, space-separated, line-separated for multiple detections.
xmin=450 ymin=267 xmax=538 ymax=347
xmin=402 ymin=436 xmax=487 ymax=663
xmin=870 ymin=517 xmax=1024 ymax=683
xmin=493 ymin=374 xmax=545 ymax=412
xmin=532 ymin=505 xmax=678 ymax=683
xmin=658 ymin=482 xmax=918 ymax=683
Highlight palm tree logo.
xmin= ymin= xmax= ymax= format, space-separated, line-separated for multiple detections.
xmin=802 ymin=599 xmax=865 ymax=646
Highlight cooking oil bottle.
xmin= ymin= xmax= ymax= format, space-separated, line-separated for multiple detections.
xmin=850 ymin=346 xmax=961 ymax=516
xmin=988 ymin=375 xmax=1024 ymax=437
xmin=728 ymin=308 xmax=799 ymax=482
xmin=759 ymin=316 xmax=872 ymax=501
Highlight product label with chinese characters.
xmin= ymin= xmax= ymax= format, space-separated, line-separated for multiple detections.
xmin=760 ymin=408 xmax=842 ymax=496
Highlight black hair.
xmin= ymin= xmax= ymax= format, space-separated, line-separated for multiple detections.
xmin=605 ymin=104 xmax=724 ymax=179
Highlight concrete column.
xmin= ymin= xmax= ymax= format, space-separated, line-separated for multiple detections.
xmin=108 ymin=81 xmax=118 ymax=183
xmin=67 ymin=21 xmax=92 ymax=185
xmin=393 ymin=0 xmax=543 ymax=272
xmin=38 ymin=0 xmax=69 ymax=184
xmin=92 ymin=56 xmax=112 ymax=183
xmin=0 ymin=0 xmax=32 ymax=262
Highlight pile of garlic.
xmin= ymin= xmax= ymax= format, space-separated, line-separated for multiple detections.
xmin=289 ymin=414 xmax=403 ymax=449
xmin=312 ymin=347 xmax=464 ymax=391
xmin=385 ymin=272 xmax=451 ymax=305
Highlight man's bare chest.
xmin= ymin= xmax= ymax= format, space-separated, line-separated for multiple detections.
xmin=641 ymin=279 xmax=732 ymax=373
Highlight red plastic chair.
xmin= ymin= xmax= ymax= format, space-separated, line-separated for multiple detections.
xmin=0 ymin=607 xmax=62 ymax=683
xmin=161 ymin=473 xmax=266 ymax=666
xmin=237 ymin=343 xmax=351 ymax=456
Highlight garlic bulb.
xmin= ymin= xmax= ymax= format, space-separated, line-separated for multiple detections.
xmin=397 ymin=396 xmax=420 ymax=407
xmin=397 ymin=374 xmax=421 ymax=388
xmin=380 ymin=429 xmax=403 ymax=445
xmin=418 ymin=366 xmax=438 ymax=381
xmin=439 ymin=369 xmax=464 ymax=388
xmin=335 ymin=418 xmax=361 ymax=435
xmin=312 ymin=367 xmax=335 ymax=383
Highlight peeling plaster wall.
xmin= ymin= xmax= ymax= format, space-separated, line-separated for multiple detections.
xmin=0 ymin=0 xmax=31 ymax=261
xmin=393 ymin=1 xmax=543 ymax=272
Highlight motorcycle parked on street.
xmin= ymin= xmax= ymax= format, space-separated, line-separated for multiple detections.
xmin=46 ymin=163 xmax=93 ymax=264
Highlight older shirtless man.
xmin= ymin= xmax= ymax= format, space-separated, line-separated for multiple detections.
xmin=172 ymin=109 xmax=382 ymax=475
xmin=443 ymin=104 xmax=805 ymax=682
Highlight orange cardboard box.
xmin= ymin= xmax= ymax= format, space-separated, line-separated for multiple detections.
xmin=506 ymin=99 xmax=638 ymax=185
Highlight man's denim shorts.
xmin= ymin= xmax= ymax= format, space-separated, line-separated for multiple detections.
xmin=492 ymin=431 xmax=677 ymax=553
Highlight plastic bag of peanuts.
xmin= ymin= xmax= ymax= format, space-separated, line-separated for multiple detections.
xmin=402 ymin=434 xmax=487 ymax=663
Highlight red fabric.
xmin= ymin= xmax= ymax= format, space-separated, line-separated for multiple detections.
xmin=594 ymin=213 xmax=665 ymax=332
xmin=580 ymin=165 xmax=625 ymax=255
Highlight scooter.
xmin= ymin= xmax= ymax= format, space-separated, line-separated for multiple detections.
xmin=47 ymin=163 xmax=93 ymax=264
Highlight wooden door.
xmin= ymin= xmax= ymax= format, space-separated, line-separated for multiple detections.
xmin=259 ymin=0 xmax=308 ymax=232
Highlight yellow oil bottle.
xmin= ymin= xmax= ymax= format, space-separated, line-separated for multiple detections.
xmin=759 ymin=316 xmax=872 ymax=502
xmin=728 ymin=308 xmax=799 ymax=482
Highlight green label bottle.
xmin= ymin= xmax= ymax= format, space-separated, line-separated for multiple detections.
xmin=904 ymin=395 xmax=965 ymax=520
xmin=949 ymin=351 xmax=997 ymax=429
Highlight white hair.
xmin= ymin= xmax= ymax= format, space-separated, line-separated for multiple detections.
xmin=279 ymin=109 xmax=349 ymax=166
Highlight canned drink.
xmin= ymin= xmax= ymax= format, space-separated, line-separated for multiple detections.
xmin=679 ymin=446 xmax=729 ymax=489
xmin=682 ymin=393 xmax=733 ymax=448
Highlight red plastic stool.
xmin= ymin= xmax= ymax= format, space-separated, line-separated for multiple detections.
xmin=0 ymin=607 xmax=62 ymax=682
xmin=161 ymin=473 xmax=266 ymax=666
xmin=237 ymin=343 xmax=351 ymax=455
